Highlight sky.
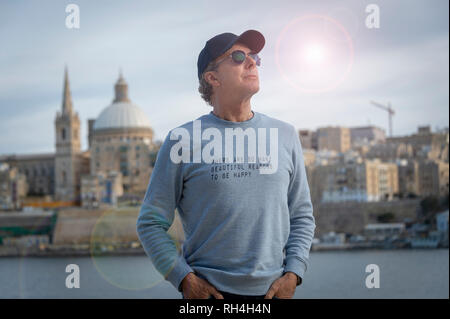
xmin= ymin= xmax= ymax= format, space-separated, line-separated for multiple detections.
xmin=0 ymin=0 xmax=448 ymax=155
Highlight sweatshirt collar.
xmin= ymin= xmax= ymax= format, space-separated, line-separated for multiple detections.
xmin=207 ymin=110 xmax=261 ymax=126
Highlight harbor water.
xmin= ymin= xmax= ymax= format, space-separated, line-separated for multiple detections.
xmin=0 ymin=249 xmax=448 ymax=299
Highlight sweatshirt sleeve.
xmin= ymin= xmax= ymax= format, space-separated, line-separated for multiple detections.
xmin=136 ymin=131 xmax=194 ymax=292
xmin=283 ymin=126 xmax=316 ymax=282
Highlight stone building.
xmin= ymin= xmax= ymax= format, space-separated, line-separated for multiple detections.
xmin=299 ymin=129 xmax=318 ymax=150
xmin=0 ymin=153 xmax=54 ymax=196
xmin=54 ymin=67 xmax=90 ymax=201
xmin=317 ymin=126 xmax=351 ymax=153
xmin=397 ymin=159 xmax=420 ymax=197
xmin=417 ymin=159 xmax=449 ymax=197
xmin=86 ymin=72 xmax=158 ymax=196
xmin=0 ymin=163 xmax=28 ymax=210
xmin=80 ymin=171 xmax=123 ymax=208
xmin=396 ymin=158 xmax=449 ymax=198
xmin=311 ymin=159 xmax=398 ymax=203
xmin=365 ymin=142 xmax=414 ymax=162
xmin=0 ymin=67 xmax=158 ymax=205
xmin=387 ymin=125 xmax=449 ymax=161
xmin=350 ymin=126 xmax=386 ymax=147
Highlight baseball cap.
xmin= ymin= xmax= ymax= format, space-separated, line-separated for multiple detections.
xmin=197 ymin=30 xmax=265 ymax=80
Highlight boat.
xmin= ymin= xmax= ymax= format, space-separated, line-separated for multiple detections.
xmin=409 ymin=237 xmax=440 ymax=248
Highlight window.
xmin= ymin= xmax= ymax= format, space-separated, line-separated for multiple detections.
xmin=121 ymin=168 xmax=128 ymax=177
xmin=119 ymin=146 xmax=128 ymax=153
xmin=61 ymin=128 xmax=66 ymax=140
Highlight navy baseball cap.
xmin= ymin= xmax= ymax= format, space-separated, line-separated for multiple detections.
xmin=197 ymin=30 xmax=265 ymax=80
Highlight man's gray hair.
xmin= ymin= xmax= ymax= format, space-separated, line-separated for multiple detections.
xmin=198 ymin=61 xmax=217 ymax=106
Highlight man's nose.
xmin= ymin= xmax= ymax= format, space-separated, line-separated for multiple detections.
xmin=245 ymin=55 xmax=256 ymax=68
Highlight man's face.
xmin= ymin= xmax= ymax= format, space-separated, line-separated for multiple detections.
xmin=207 ymin=43 xmax=260 ymax=99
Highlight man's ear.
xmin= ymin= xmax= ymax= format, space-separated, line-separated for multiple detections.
xmin=204 ymin=71 xmax=220 ymax=87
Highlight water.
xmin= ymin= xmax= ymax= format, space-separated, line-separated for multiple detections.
xmin=0 ymin=249 xmax=448 ymax=299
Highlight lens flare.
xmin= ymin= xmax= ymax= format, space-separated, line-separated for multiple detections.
xmin=275 ymin=14 xmax=354 ymax=93
xmin=303 ymin=44 xmax=327 ymax=65
xmin=89 ymin=207 xmax=182 ymax=291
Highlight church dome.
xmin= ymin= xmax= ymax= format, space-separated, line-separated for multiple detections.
xmin=93 ymin=72 xmax=151 ymax=131
xmin=94 ymin=102 xmax=151 ymax=130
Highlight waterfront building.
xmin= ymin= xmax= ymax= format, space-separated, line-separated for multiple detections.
xmin=312 ymin=159 xmax=398 ymax=203
xmin=387 ymin=125 xmax=449 ymax=162
xmin=54 ymin=67 xmax=89 ymax=201
xmin=317 ymin=126 xmax=351 ymax=153
xmin=298 ymin=129 xmax=318 ymax=150
xmin=0 ymin=163 xmax=28 ymax=210
xmin=364 ymin=223 xmax=406 ymax=241
xmin=0 ymin=68 xmax=158 ymax=205
xmin=417 ymin=159 xmax=449 ymax=197
xmin=350 ymin=125 xmax=386 ymax=147
xmin=87 ymin=72 xmax=158 ymax=196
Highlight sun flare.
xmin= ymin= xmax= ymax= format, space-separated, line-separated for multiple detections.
xmin=303 ymin=43 xmax=327 ymax=65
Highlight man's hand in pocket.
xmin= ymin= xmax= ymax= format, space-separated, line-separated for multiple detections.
xmin=264 ymin=272 xmax=298 ymax=299
xmin=181 ymin=272 xmax=224 ymax=299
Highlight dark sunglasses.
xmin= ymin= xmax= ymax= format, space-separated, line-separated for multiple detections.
xmin=215 ymin=50 xmax=261 ymax=67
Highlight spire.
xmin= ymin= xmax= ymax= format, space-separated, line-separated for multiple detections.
xmin=113 ymin=69 xmax=130 ymax=103
xmin=62 ymin=65 xmax=73 ymax=114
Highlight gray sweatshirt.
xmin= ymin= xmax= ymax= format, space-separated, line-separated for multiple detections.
xmin=136 ymin=110 xmax=315 ymax=295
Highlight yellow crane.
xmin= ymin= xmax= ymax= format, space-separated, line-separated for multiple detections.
xmin=370 ymin=100 xmax=395 ymax=137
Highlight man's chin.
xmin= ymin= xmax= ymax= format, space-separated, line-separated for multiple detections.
xmin=234 ymin=84 xmax=259 ymax=98
xmin=244 ymin=82 xmax=260 ymax=93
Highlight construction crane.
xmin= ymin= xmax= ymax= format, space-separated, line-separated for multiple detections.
xmin=370 ymin=100 xmax=395 ymax=137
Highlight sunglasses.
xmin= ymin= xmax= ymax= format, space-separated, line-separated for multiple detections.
xmin=214 ymin=50 xmax=261 ymax=67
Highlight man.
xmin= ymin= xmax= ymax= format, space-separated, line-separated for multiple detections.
xmin=136 ymin=30 xmax=315 ymax=299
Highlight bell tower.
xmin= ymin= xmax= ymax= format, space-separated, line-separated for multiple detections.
xmin=54 ymin=66 xmax=81 ymax=201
